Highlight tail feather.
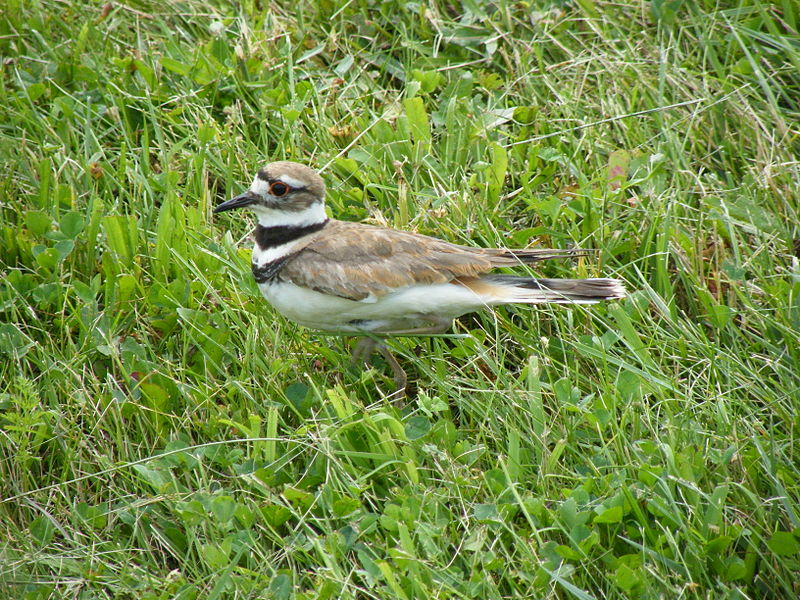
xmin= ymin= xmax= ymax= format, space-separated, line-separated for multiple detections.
xmin=485 ymin=275 xmax=626 ymax=304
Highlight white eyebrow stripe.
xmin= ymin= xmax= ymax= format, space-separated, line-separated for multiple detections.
xmin=276 ymin=174 xmax=307 ymax=188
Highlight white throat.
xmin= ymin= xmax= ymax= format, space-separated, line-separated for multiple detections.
xmin=251 ymin=201 xmax=328 ymax=228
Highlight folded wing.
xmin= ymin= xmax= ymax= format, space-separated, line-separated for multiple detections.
xmin=281 ymin=220 xmax=592 ymax=301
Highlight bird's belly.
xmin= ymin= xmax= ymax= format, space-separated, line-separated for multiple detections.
xmin=258 ymin=280 xmax=490 ymax=332
xmin=258 ymin=281 xmax=365 ymax=330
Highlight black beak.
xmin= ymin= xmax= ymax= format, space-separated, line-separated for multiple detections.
xmin=213 ymin=191 xmax=259 ymax=213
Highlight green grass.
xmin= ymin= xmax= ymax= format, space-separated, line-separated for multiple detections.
xmin=1 ymin=0 xmax=799 ymax=598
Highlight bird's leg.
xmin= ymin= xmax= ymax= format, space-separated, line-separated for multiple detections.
xmin=349 ymin=317 xmax=452 ymax=402
xmin=373 ymin=317 xmax=453 ymax=402
xmin=377 ymin=343 xmax=407 ymax=403
xmin=350 ymin=337 xmax=408 ymax=401
xmin=350 ymin=337 xmax=377 ymax=367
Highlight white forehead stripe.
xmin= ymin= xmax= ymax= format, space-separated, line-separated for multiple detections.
xmin=250 ymin=175 xmax=270 ymax=196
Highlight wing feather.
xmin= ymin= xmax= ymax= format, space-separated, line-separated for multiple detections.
xmin=281 ymin=220 xmax=589 ymax=301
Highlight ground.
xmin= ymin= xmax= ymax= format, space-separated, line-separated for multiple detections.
xmin=1 ymin=1 xmax=799 ymax=598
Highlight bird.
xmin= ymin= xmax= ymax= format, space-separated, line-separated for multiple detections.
xmin=213 ymin=161 xmax=625 ymax=396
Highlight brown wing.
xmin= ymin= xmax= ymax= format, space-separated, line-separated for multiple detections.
xmin=281 ymin=220 xmax=590 ymax=301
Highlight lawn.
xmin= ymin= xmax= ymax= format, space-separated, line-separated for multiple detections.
xmin=1 ymin=0 xmax=799 ymax=598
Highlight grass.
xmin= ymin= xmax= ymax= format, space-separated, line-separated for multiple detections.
xmin=1 ymin=0 xmax=799 ymax=598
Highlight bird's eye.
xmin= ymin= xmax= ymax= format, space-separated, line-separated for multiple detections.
xmin=269 ymin=182 xmax=290 ymax=197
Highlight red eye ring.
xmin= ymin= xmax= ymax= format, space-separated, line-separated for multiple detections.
xmin=269 ymin=181 xmax=289 ymax=197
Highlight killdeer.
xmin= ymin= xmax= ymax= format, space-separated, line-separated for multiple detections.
xmin=214 ymin=161 xmax=625 ymax=395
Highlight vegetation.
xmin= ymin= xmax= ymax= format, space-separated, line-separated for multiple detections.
xmin=1 ymin=0 xmax=799 ymax=598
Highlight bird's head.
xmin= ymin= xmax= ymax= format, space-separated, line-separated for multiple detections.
xmin=214 ymin=161 xmax=326 ymax=222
